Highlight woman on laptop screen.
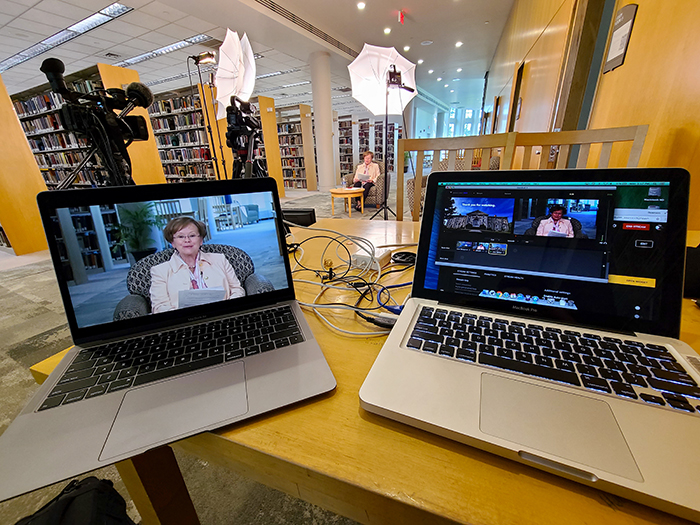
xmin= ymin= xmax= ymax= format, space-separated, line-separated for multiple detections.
xmin=536 ymin=204 xmax=574 ymax=238
xmin=150 ymin=217 xmax=245 ymax=313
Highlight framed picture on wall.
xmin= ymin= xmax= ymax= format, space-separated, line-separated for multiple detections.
xmin=604 ymin=4 xmax=637 ymax=73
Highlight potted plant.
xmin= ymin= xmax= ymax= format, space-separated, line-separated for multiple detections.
xmin=403 ymin=151 xmax=410 ymax=173
xmin=117 ymin=203 xmax=164 ymax=262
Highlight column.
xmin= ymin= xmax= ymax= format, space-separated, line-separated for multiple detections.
xmin=310 ymin=51 xmax=334 ymax=191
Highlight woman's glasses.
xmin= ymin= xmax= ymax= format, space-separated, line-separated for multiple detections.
xmin=173 ymin=234 xmax=201 ymax=241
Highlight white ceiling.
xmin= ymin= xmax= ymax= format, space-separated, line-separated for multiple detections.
xmin=0 ymin=0 xmax=515 ymax=119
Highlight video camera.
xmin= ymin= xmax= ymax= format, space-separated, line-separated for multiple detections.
xmin=40 ymin=58 xmax=154 ymax=188
xmin=225 ymin=96 xmax=266 ymax=179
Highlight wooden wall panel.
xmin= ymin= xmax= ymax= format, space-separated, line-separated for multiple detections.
xmin=588 ymin=0 xmax=700 ymax=228
xmin=0 ymin=75 xmax=48 ymax=255
xmin=486 ymin=0 xmax=574 ymax=133
xmin=97 ymin=63 xmax=166 ymax=185
xmin=257 ymin=96 xmax=285 ymax=197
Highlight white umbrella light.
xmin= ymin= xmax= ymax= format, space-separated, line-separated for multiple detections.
xmin=215 ymin=30 xmax=256 ymax=119
xmin=347 ymin=43 xmax=417 ymax=116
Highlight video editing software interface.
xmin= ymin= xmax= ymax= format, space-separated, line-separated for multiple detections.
xmin=424 ymin=180 xmax=671 ymax=323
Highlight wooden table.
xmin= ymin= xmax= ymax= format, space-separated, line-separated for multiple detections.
xmin=31 ymin=220 xmax=700 ymax=525
xmin=329 ymin=187 xmax=364 ymax=217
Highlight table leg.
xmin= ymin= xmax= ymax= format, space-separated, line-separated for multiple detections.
xmin=360 ymin=195 xmax=364 ymax=214
xmin=331 ymin=196 xmax=335 ymax=216
xmin=348 ymin=196 xmax=352 ymax=218
xmin=116 ymin=446 xmax=200 ymax=525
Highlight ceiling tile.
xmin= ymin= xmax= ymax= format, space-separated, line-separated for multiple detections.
xmin=82 ymin=26 xmax=134 ymax=45
xmin=137 ymin=1 xmax=188 ymax=23
xmin=59 ymin=39 xmax=104 ymax=54
xmin=103 ymin=19 xmax=151 ymax=38
xmin=120 ymin=9 xmax=169 ymax=30
xmin=60 ymin=0 xmax=116 ymax=10
xmin=0 ymin=1 xmax=31 ymax=17
xmin=173 ymin=15 xmax=217 ymax=34
xmin=131 ymin=31 xmax=174 ymax=46
xmin=32 ymin=0 xmax=92 ymax=21
xmin=154 ymin=23 xmax=192 ymax=40
xmin=7 ymin=17 xmax=57 ymax=37
xmin=0 ymin=27 xmax=45 ymax=44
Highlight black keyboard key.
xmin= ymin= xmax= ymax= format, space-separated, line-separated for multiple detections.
xmin=505 ymin=341 xmax=522 ymax=351
xmin=407 ymin=338 xmax=422 ymax=349
xmin=461 ymin=340 xmax=477 ymax=351
xmin=133 ymin=355 xmax=224 ymax=387
xmin=59 ymin=369 xmax=96 ymax=384
xmin=622 ymin=373 xmax=647 ymax=387
xmin=554 ymin=342 xmax=572 ymax=352
xmin=63 ymin=389 xmax=88 ymax=404
xmin=599 ymin=341 xmax=619 ymax=351
xmin=581 ymin=375 xmax=611 ymax=393
xmin=497 ymin=348 xmax=514 ymax=359
xmin=411 ymin=330 xmax=444 ymax=344
xmin=642 ymin=347 xmax=676 ymax=362
xmin=479 ymin=354 xmax=580 ymax=386
xmin=610 ymin=381 xmax=637 ymax=399
xmin=576 ymin=364 xmax=598 ymax=377
xmin=603 ymin=359 xmax=627 ymax=373
xmin=542 ymin=348 xmax=560 ymax=359
xmin=593 ymin=349 xmax=614 ymax=360
xmin=479 ymin=344 xmax=496 ymax=355
xmin=225 ymin=349 xmax=244 ymax=361
xmin=65 ymin=359 xmax=96 ymax=373
xmin=423 ymin=341 xmax=439 ymax=353
xmin=49 ymin=376 xmax=99 ymax=397
xmin=534 ymin=355 xmax=553 ymax=367
xmin=560 ymin=351 xmax=581 ymax=363
xmin=667 ymin=399 xmax=695 ymax=412
xmin=555 ymin=359 xmax=575 ymax=372
xmin=582 ymin=333 xmax=601 ymax=341
xmin=39 ymin=395 xmax=65 ymax=411
xmin=456 ymin=348 xmax=476 ymax=361
xmin=108 ymin=378 xmax=134 ymax=393
xmin=439 ymin=345 xmax=456 ymax=357
xmin=640 ymin=393 xmax=665 ymax=406
xmin=516 ymin=351 xmax=533 ymax=363
xmin=246 ymin=345 xmax=262 ymax=355
xmin=662 ymin=361 xmax=687 ymax=373
xmin=85 ymin=384 xmax=108 ymax=399
xmin=583 ymin=355 xmax=603 ymax=368
xmin=650 ymin=368 xmax=696 ymax=385
xmin=599 ymin=369 xmax=622 ymax=383
xmin=647 ymin=378 xmax=700 ymax=400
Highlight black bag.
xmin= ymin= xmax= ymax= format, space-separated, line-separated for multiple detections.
xmin=15 ymin=477 xmax=136 ymax=525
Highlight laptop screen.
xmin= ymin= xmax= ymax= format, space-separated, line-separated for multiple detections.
xmin=414 ymin=168 xmax=690 ymax=338
xmin=38 ymin=178 xmax=295 ymax=345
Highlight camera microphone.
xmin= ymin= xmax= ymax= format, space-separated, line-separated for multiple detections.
xmin=117 ymin=82 xmax=154 ymax=120
xmin=40 ymin=58 xmax=72 ymax=99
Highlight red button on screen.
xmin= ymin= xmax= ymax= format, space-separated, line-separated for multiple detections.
xmin=622 ymin=223 xmax=650 ymax=231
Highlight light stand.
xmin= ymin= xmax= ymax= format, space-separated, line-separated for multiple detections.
xmin=190 ymin=52 xmax=221 ymax=180
xmin=371 ymin=66 xmax=414 ymax=221
xmin=205 ymin=72 xmax=229 ymax=179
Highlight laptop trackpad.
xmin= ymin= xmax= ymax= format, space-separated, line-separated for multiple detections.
xmin=100 ymin=362 xmax=247 ymax=461
xmin=479 ymin=373 xmax=642 ymax=481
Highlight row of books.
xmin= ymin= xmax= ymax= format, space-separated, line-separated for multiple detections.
xmin=280 ymin=146 xmax=303 ymax=157
xmin=29 ymin=132 xmax=88 ymax=152
xmin=283 ymin=179 xmax=307 ymax=188
xmin=163 ymin=164 xmax=215 ymax=177
xmin=148 ymin=95 xmax=201 ymax=116
xmin=13 ymin=92 xmax=64 ymax=117
xmin=279 ymin=134 xmax=303 ymax=146
xmin=43 ymin=168 xmax=94 ymax=185
xmin=278 ymin=123 xmax=302 ymax=134
xmin=282 ymin=157 xmax=304 ymax=167
xmin=36 ymin=150 xmax=92 ymax=169
xmin=155 ymin=129 xmax=209 ymax=148
xmin=159 ymin=147 xmax=212 ymax=163
xmin=21 ymin=113 xmax=62 ymax=135
xmin=152 ymin=113 xmax=203 ymax=131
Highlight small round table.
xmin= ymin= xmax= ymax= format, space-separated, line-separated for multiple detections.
xmin=330 ymin=187 xmax=364 ymax=217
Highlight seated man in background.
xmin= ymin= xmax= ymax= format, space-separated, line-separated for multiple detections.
xmin=352 ymin=151 xmax=380 ymax=211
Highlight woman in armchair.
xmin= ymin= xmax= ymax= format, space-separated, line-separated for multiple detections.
xmin=352 ymin=151 xmax=380 ymax=211
xmin=150 ymin=217 xmax=245 ymax=313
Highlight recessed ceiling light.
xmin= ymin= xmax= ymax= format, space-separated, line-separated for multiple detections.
xmin=417 ymin=59 xmax=424 ymax=64
xmin=384 ymin=27 xmax=391 ymax=34
xmin=455 ymin=41 xmax=463 ymax=48
xmin=457 ymin=68 xmax=462 ymax=72
xmin=450 ymin=90 xmax=454 ymax=93
xmin=444 ymin=84 xmax=449 ymax=88
xmin=357 ymin=2 xmax=366 ymax=9
xmin=421 ymin=40 xmax=433 ymax=46
xmin=428 ymin=69 xmax=433 ymax=74
xmin=113 ymin=34 xmax=213 ymax=67
xmin=403 ymin=46 xmax=410 ymax=52
xmin=436 ymin=77 xmax=442 ymax=81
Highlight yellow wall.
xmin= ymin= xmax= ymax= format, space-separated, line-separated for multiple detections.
xmin=258 ymin=96 xmax=285 ymax=197
xmin=486 ymin=0 xmax=574 ymax=133
xmin=588 ymin=0 xmax=700 ymax=229
xmin=0 ymin=75 xmax=48 ymax=255
xmin=96 ymin=63 xmax=166 ymax=185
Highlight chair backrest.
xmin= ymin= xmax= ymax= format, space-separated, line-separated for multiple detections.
xmin=502 ymin=125 xmax=648 ymax=170
xmin=125 ymin=244 xmax=255 ymax=300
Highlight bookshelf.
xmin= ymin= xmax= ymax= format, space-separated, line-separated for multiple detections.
xmin=373 ymin=120 xmax=384 ymax=164
xmin=277 ymin=104 xmax=317 ymax=190
xmin=148 ymin=86 xmax=215 ymax=182
xmin=338 ymin=116 xmax=354 ymax=178
xmin=10 ymin=63 xmax=164 ymax=189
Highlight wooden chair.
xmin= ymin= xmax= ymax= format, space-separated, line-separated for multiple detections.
xmin=502 ymin=125 xmax=648 ymax=170
xmin=398 ymin=134 xmax=512 ymax=221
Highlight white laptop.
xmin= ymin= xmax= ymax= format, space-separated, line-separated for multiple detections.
xmin=0 ymin=177 xmax=336 ymax=502
xmin=360 ymin=167 xmax=700 ymax=521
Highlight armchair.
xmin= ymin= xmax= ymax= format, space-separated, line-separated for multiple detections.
xmin=113 ymin=243 xmax=274 ymax=321
xmin=343 ymin=161 xmax=387 ymax=208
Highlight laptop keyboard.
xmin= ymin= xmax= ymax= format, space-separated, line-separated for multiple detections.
xmin=38 ymin=305 xmax=303 ymax=411
xmin=407 ymin=306 xmax=700 ymax=414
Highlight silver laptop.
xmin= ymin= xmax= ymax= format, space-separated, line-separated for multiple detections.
xmin=0 ymin=178 xmax=336 ymax=502
xmin=360 ymin=168 xmax=700 ymax=521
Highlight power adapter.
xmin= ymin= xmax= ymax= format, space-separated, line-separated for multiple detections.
xmin=350 ymin=248 xmax=392 ymax=271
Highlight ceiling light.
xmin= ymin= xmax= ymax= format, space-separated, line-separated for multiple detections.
xmin=357 ymin=2 xmax=366 ymax=8
xmin=192 ymin=51 xmax=216 ymax=65
xmin=0 ymin=3 xmax=132 ymax=73
xmin=444 ymin=84 xmax=449 ymax=87
xmin=421 ymin=40 xmax=433 ymax=46
xmin=457 ymin=68 xmax=462 ymax=72
xmin=436 ymin=77 xmax=442 ymax=81
xmin=450 ymin=90 xmax=454 ymax=93
xmin=452 ymin=78 xmax=460 ymax=82
xmin=455 ymin=41 xmax=463 ymax=48
xmin=403 ymin=46 xmax=410 ymax=52
xmin=417 ymin=59 xmax=424 ymax=64
xmin=428 ymin=69 xmax=433 ymax=74
xmin=384 ymin=27 xmax=391 ymax=34
xmin=113 ymin=34 xmax=213 ymax=66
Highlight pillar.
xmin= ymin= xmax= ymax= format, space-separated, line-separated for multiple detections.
xmin=310 ymin=51 xmax=334 ymax=191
